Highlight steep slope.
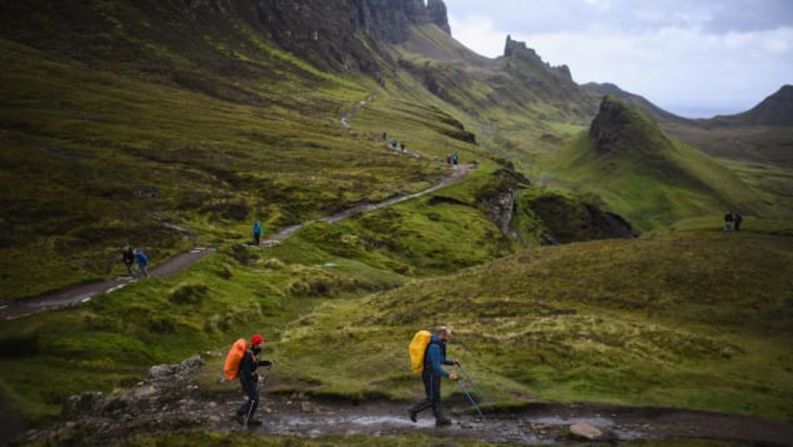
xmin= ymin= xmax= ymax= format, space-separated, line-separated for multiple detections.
xmin=546 ymin=97 xmax=758 ymax=230
xmin=0 ymin=0 xmax=488 ymax=301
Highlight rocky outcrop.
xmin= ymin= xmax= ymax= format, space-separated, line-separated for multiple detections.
xmin=503 ymin=35 xmax=544 ymax=63
xmin=590 ymin=96 xmax=630 ymax=154
xmin=589 ymin=96 xmax=671 ymax=155
xmin=427 ymin=0 xmax=451 ymax=34
xmin=523 ymin=193 xmax=637 ymax=244
xmin=583 ymin=82 xmax=691 ymax=125
xmin=476 ymin=169 xmax=532 ymax=235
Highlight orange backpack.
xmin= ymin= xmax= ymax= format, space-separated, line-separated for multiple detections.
xmin=223 ymin=338 xmax=248 ymax=381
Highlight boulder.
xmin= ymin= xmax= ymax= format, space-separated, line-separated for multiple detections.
xmin=569 ymin=421 xmax=603 ymax=441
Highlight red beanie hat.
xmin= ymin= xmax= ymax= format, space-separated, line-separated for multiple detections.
xmin=251 ymin=334 xmax=264 ymax=346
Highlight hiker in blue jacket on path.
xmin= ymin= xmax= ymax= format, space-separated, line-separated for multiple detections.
xmin=408 ymin=326 xmax=459 ymax=427
xmin=252 ymin=220 xmax=263 ymax=246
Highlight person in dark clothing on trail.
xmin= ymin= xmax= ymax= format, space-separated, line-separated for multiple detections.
xmin=122 ymin=244 xmax=135 ymax=276
xmin=235 ymin=334 xmax=273 ymax=427
xmin=733 ymin=212 xmax=743 ymax=232
xmin=400 ymin=142 xmax=406 ymax=152
xmin=724 ymin=213 xmax=734 ymax=232
xmin=408 ymin=326 xmax=459 ymax=427
xmin=452 ymin=152 xmax=459 ymax=165
xmin=135 ymin=249 xmax=149 ymax=278
xmin=252 ymin=221 xmax=263 ymax=246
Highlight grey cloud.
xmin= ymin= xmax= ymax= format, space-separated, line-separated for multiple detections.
xmin=445 ymin=0 xmax=793 ymax=34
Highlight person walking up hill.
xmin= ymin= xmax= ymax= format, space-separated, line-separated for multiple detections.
xmin=135 ymin=249 xmax=149 ymax=278
xmin=122 ymin=244 xmax=135 ymax=276
xmin=252 ymin=220 xmax=263 ymax=246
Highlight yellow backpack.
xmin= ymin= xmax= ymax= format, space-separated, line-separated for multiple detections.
xmin=408 ymin=330 xmax=433 ymax=373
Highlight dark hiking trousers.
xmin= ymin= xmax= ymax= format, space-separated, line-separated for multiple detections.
xmin=237 ymin=377 xmax=259 ymax=420
xmin=254 ymin=233 xmax=261 ymax=246
xmin=410 ymin=368 xmax=443 ymax=417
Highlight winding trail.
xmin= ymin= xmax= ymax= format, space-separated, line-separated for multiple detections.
xmin=0 ymin=248 xmax=215 ymax=321
xmin=265 ymin=163 xmax=473 ymax=244
xmin=340 ymin=94 xmax=376 ymax=129
xmin=0 ymin=165 xmax=474 ymax=321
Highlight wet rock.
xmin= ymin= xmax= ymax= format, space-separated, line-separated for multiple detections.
xmin=148 ymin=364 xmax=177 ymax=379
xmin=129 ymin=385 xmax=159 ymax=400
xmin=65 ymin=392 xmax=105 ymax=417
xmin=569 ymin=421 xmax=603 ymax=440
xmin=178 ymin=355 xmax=203 ymax=374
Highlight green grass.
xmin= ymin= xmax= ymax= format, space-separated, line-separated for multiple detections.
xmin=268 ymin=224 xmax=793 ymax=421
xmin=0 ymin=34 xmax=454 ymax=302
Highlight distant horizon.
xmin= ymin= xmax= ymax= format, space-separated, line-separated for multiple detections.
xmin=445 ymin=0 xmax=792 ymax=119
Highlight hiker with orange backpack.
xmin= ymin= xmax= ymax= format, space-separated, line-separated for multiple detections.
xmin=225 ymin=334 xmax=272 ymax=427
xmin=408 ymin=326 xmax=459 ymax=427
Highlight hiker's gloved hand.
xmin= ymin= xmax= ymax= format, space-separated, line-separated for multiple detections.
xmin=449 ymin=371 xmax=459 ymax=380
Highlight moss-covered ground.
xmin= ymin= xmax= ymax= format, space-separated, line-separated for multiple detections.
xmin=265 ymin=223 xmax=793 ymax=421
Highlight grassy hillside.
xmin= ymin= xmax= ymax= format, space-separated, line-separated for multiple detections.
xmin=543 ymin=98 xmax=760 ymax=231
xmin=264 ymin=223 xmax=793 ymax=421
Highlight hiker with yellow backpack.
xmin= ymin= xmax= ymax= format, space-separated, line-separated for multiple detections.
xmin=224 ymin=334 xmax=273 ymax=427
xmin=407 ymin=326 xmax=459 ymax=426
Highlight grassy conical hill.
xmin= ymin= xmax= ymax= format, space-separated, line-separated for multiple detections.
xmin=546 ymin=96 xmax=758 ymax=231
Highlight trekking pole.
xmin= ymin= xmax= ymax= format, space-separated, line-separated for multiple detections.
xmin=457 ymin=364 xmax=489 ymax=404
xmin=456 ymin=380 xmax=487 ymax=422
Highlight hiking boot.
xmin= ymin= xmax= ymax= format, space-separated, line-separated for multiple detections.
xmin=435 ymin=417 xmax=452 ymax=427
xmin=233 ymin=414 xmax=245 ymax=426
xmin=408 ymin=409 xmax=418 ymax=423
xmin=247 ymin=419 xmax=263 ymax=426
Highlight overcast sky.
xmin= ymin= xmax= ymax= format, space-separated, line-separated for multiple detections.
xmin=444 ymin=0 xmax=793 ymax=117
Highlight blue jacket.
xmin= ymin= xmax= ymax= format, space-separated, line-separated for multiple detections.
xmin=424 ymin=335 xmax=455 ymax=378
xmin=252 ymin=222 xmax=262 ymax=236
xmin=136 ymin=251 xmax=148 ymax=266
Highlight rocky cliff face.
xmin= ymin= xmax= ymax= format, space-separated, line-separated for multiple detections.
xmin=589 ymin=96 xmax=670 ymax=155
xmin=503 ymin=35 xmax=572 ymax=82
xmin=427 ymin=0 xmax=451 ymax=34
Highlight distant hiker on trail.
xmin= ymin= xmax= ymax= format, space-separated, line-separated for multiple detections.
xmin=400 ymin=142 xmax=406 ymax=152
xmin=724 ymin=213 xmax=734 ymax=232
xmin=252 ymin=220 xmax=263 ymax=246
xmin=446 ymin=153 xmax=452 ymax=165
xmin=235 ymin=334 xmax=273 ymax=427
xmin=452 ymin=152 xmax=459 ymax=165
xmin=135 ymin=249 xmax=149 ymax=278
xmin=408 ymin=326 xmax=459 ymax=427
xmin=122 ymin=244 xmax=135 ymax=276
xmin=390 ymin=139 xmax=398 ymax=149
xmin=382 ymin=131 xmax=387 ymax=141
xmin=733 ymin=212 xmax=743 ymax=232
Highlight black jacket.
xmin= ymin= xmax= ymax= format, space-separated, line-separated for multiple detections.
xmin=238 ymin=349 xmax=272 ymax=384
